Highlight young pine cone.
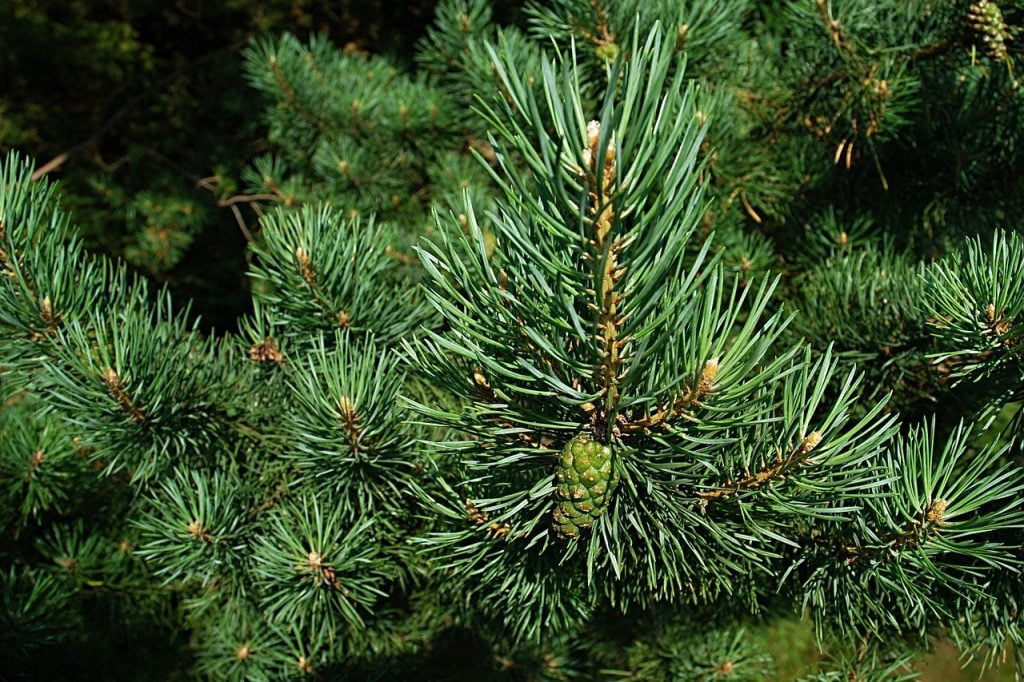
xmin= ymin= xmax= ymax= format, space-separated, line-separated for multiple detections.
xmin=969 ymin=0 xmax=1011 ymax=62
xmin=552 ymin=433 xmax=620 ymax=538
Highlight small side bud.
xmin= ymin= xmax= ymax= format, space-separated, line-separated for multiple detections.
xmin=27 ymin=450 xmax=45 ymax=475
xmin=187 ymin=519 xmax=213 ymax=543
xmin=338 ymin=395 xmax=356 ymax=415
xmin=676 ymin=24 xmax=690 ymax=50
xmin=249 ymin=337 xmax=284 ymax=364
xmin=799 ymin=431 xmax=823 ymax=455
xmin=698 ymin=358 xmax=719 ymax=395
xmin=926 ymin=498 xmax=948 ymax=524
xmin=295 ymin=246 xmax=316 ymax=285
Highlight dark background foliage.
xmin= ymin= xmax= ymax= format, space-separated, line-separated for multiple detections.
xmin=0 ymin=0 xmax=451 ymax=330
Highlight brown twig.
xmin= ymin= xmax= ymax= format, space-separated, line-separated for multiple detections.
xmin=621 ymin=359 xmax=718 ymax=434
xmin=337 ymin=395 xmax=364 ymax=457
xmin=101 ymin=368 xmax=147 ymax=424
xmin=816 ymin=0 xmax=847 ymax=50
xmin=840 ymin=498 xmax=948 ymax=564
xmin=292 ymin=246 xmax=352 ymax=327
xmin=582 ymin=121 xmax=627 ymax=431
xmin=697 ymin=431 xmax=823 ymax=502
xmin=576 ymin=0 xmax=616 ymax=47
xmin=217 ymin=193 xmax=281 ymax=207
xmin=228 ymin=205 xmax=253 ymax=242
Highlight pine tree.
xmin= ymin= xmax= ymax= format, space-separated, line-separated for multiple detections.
xmin=2 ymin=0 xmax=1024 ymax=679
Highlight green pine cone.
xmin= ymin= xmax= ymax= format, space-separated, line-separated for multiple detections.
xmin=969 ymin=1 xmax=1010 ymax=61
xmin=552 ymin=433 xmax=619 ymax=538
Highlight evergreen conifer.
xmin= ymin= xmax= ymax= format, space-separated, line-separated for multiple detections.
xmin=3 ymin=1 xmax=1024 ymax=679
